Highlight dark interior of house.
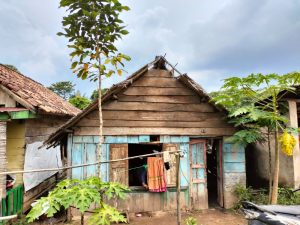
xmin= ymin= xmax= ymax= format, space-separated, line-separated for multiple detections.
xmin=206 ymin=139 xmax=219 ymax=207
xmin=128 ymin=143 xmax=162 ymax=186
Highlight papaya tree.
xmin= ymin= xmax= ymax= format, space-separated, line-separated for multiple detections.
xmin=27 ymin=177 xmax=130 ymax=225
xmin=212 ymin=72 xmax=300 ymax=204
xmin=57 ymin=0 xmax=131 ymax=178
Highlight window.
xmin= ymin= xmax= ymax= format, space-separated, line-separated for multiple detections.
xmin=128 ymin=143 xmax=162 ymax=187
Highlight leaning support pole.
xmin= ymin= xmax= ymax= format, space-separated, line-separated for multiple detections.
xmin=176 ymin=153 xmax=181 ymax=225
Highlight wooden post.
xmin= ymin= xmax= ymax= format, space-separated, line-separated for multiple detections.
xmin=176 ymin=153 xmax=181 ymax=225
xmin=0 ymin=122 xmax=7 ymax=200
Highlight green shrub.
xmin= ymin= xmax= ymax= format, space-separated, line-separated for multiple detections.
xmin=234 ymin=185 xmax=300 ymax=209
xmin=185 ymin=216 xmax=197 ymax=225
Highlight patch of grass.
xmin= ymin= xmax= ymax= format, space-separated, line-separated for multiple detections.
xmin=234 ymin=185 xmax=300 ymax=209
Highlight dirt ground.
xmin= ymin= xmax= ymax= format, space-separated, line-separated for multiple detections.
xmin=33 ymin=208 xmax=246 ymax=225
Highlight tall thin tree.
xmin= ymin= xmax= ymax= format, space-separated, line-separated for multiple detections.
xmin=58 ymin=0 xmax=130 ymax=177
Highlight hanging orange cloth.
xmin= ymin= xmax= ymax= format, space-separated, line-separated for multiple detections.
xmin=147 ymin=157 xmax=167 ymax=192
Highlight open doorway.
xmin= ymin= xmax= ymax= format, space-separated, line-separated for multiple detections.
xmin=128 ymin=143 xmax=162 ymax=187
xmin=206 ymin=139 xmax=222 ymax=207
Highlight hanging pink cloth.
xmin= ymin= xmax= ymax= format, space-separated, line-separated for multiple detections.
xmin=147 ymin=157 xmax=167 ymax=192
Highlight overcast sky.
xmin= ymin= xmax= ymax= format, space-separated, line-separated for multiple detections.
xmin=1 ymin=0 xmax=300 ymax=97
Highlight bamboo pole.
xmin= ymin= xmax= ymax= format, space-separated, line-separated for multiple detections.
xmin=176 ymin=153 xmax=181 ymax=225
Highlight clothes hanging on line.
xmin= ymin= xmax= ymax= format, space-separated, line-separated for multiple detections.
xmin=147 ymin=157 xmax=167 ymax=192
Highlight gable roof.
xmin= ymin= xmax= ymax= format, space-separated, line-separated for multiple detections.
xmin=44 ymin=56 xmax=223 ymax=147
xmin=0 ymin=64 xmax=80 ymax=116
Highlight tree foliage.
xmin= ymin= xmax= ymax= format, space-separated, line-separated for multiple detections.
xmin=48 ymin=81 xmax=75 ymax=100
xmin=27 ymin=177 xmax=129 ymax=225
xmin=91 ymin=88 xmax=108 ymax=101
xmin=212 ymin=72 xmax=300 ymax=203
xmin=3 ymin=64 xmax=20 ymax=73
xmin=58 ymin=0 xmax=131 ymax=80
xmin=69 ymin=93 xmax=91 ymax=109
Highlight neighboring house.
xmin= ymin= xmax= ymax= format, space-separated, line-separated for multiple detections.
xmin=246 ymin=88 xmax=300 ymax=189
xmin=45 ymin=56 xmax=246 ymax=211
xmin=0 ymin=64 xmax=80 ymax=215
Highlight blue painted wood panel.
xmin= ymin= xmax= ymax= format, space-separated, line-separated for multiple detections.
xmin=138 ymin=135 xmax=150 ymax=142
xmin=223 ymin=152 xmax=245 ymax=163
xmin=224 ymin=162 xmax=245 ymax=173
xmin=180 ymin=143 xmax=189 ymax=186
xmin=72 ymin=143 xmax=84 ymax=179
xmin=86 ymin=144 xmax=97 ymax=177
xmin=101 ymin=144 xmax=109 ymax=182
xmin=127 ymin=136 xmax=139 ymax=143
xmin=223 ymin=143 xmax=245 ymax=173
xmin=161 ymin=136 xmax=189 ymax=143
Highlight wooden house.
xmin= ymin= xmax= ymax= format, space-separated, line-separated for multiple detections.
xmin=45 ymin=56 xmax=246 ymax=211
xmin=0 ymin=64 xmax=80 ymax=216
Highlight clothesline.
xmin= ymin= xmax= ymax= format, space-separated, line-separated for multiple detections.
xmin=0 ymin=150 xmax=181 ymax=176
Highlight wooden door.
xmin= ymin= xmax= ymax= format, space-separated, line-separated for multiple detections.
xmin=109 ymin=144 xmax=128 ymax=185
xmin=217 ymin=140 xmax=224 ymax=207
xmin=163 ymin=144 xmax=178 ymax=187
xmin=190 ymin=140 xmax=208 ymax=209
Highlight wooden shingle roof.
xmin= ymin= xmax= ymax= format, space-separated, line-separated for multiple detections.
xmin=0 ymin=64 xmax=80 ymax=116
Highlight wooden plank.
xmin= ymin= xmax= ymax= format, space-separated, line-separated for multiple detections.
xmin=86 ymin=143 xmax=97 ymax=177
xmin=132 ymin=77 xmax=184 ymax=88
xmin=105 ymin=136 xmax=128 ymax=143
xmin=127 ymin=136 xmax=139 ymax=143
xmin=223 ymin=152 xmax=245 ymax=163
xmin=75 ymin=127 xmax=236 ymax=136
xmin=109 ymin=144 xmax=128 ymax=185
xmin=118 ymin=95 xmax=202 ymax=104
xmin=101 ymin=144 xmax=109 ymax=182
xmin=72 ymin=143 xmax=83 ymax=179
xmin=101 ymin=111 xmax=222 ymax=122
xmin=139 ymin=135 xmax=150 ymax=142
xmin=103 ymin=101 xmax=216 ymax=112
xmin=144 ymin=69 xmax=173 ymax=77
xmin=80 ymin=118 xmax=231 ymax=128
xmin=123 ymin=87 xmax=195 ymax=96
xmin=163 ymin=144 xmax=178 ymax=187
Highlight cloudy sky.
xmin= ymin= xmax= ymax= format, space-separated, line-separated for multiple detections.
xmin=1 ymin=0 xmax=300 ymax=97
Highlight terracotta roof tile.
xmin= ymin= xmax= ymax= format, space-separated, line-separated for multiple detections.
xmin=0 ymin=64 xmax=81 ymax=116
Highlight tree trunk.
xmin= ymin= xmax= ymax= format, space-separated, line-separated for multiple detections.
xmin=267 ymin=129 xmax=273 ymax=203
xmin=97 ymin=57 xmax=103 ymax=179
xmin=81 ymin=213 xmax=84 ymax=225
xmin=271 ymin=127 xmax=279 ymax=204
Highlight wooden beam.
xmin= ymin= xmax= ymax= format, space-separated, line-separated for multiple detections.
xmin=0 ymin=85 xmax=36 ymax=112
xmin=74 ymin=127 xmax=236 ymax=136
xmin=0 ymin=110 xmax=37 ymax=121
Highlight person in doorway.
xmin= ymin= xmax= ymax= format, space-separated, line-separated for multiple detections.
xmin=136 ymin=163 xmax=148 ymax=189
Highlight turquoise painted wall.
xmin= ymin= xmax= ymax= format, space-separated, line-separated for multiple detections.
xmin=68 ymin=135 xmax=190 ymax=187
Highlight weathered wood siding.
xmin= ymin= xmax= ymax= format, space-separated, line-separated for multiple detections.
xmin=25 ymin=116 xmax=69 ymax=144
xmin=222 ymin=140 xmax=246 ymax=209
xmin=6 ymin=121 xmax=25 ymax=185
xmin=69 ymin=135 xmax=191 ymax=212
xmin=74 ymin=69 xmax=235 ymax=136
xmin=0 ymin=88 xmax=16 ymax=107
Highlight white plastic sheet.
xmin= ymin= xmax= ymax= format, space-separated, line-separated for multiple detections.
xmin=23 ymin=142 xmax=62 ymax=192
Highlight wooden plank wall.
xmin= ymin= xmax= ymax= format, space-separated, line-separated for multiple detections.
xmin=25 ymin=116 xmax=69 ymax=144
xmin=69 ymin=135 xmax=191 ymax=212
xmin=222 ymin=140 xmax=246 ymax=209
xmin=74 ymin=69 xmax=235 ymax=136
